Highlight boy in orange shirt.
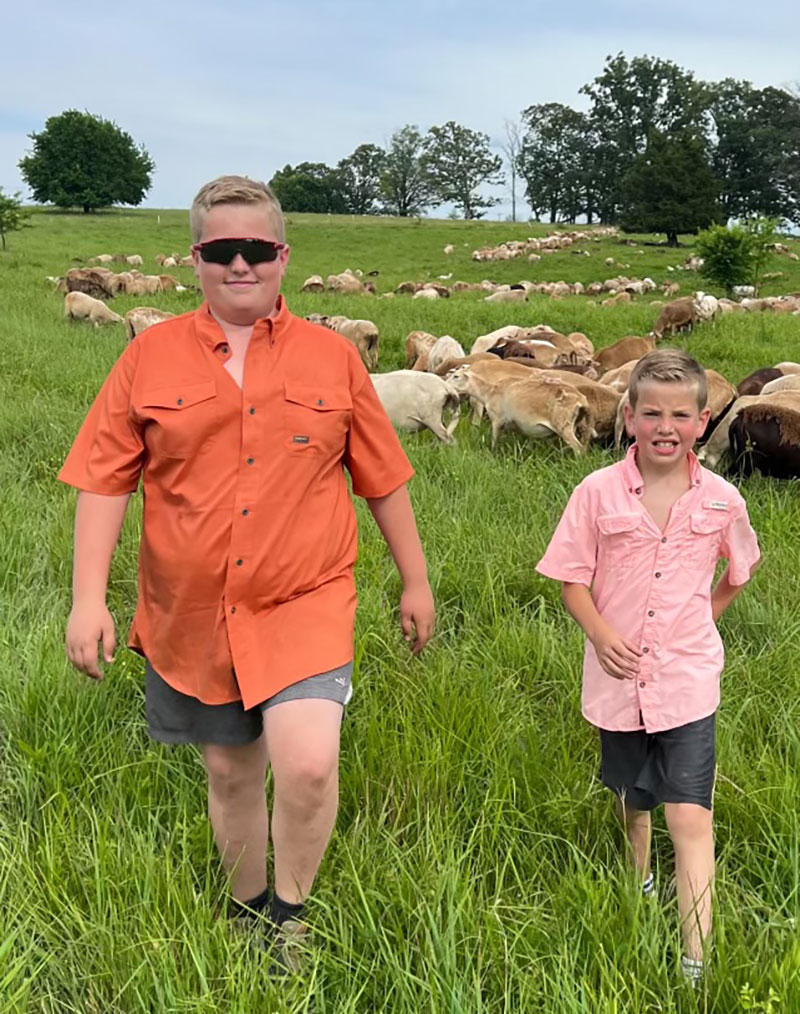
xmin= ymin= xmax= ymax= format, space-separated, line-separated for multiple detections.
xmin=60 ymin=176 xmax=435 ymax=971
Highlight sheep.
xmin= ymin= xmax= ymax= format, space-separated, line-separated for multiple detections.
xmin=594 ymin=336 xmax=656 ymax=375
xmin=126 ymin=254 xmax=144 ymax=266
xmin=427 ymin=336 xmax=466 ymax=373
xmin=484 ymin=289 xmax=527 ymax=304
xmin=64 ymin=291 xmax=124 ymax=327
xmin=370 ymin=371 xmax=461 ymax=444
xmin=404 ymin=331 xmax=438 ymax=368
xmin=301 ymin=275 xmax=325 ymax=293
xmin=124 ymin=307 xmax=176 ymax=343
xmin=443 ymin=244 xmax=455 ymax=255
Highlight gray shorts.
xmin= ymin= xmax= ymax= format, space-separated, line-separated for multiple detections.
xmin=145 ymin=659 xmax=353 ymax=746
xmin=599 ymin=712 xmax=716 ymax=811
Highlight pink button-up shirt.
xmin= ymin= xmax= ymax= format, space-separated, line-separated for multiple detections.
xmin=536 ymin=446 xmax=760 ymax=733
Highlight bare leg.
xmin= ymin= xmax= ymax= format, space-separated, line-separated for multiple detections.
xmin=665 ymin=803 xmax=714 ymax=961
xmin=202 ymin=734 xmax=269 ymax=902
xmin=265 ymin=699 xmax=343 ymax=905
xmin=614 ymin=798 xmax=652 ymax=880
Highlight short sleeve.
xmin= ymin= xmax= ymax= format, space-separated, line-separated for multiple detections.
xmin=719 ymin=501 xmax=760 ymax=586
xmin=58 ymin=342 xmax=145 ymax=495
xmin=343 ymin=354 xmax=414 ymax=499
xmin=536 ymin=480 xmax=598 ymax=586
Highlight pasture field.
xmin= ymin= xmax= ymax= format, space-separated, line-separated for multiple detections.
xmin=1 ymin=209 xmax=800 ymax=1013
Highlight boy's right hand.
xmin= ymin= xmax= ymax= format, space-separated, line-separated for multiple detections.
xmin=591 ymin=625 xmax=641 ymax=680
xmin=66 ymin=600 xmax=116 ymax=679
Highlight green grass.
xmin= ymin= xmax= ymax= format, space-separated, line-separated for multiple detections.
xmin=1 ymin=209 xmax=800 ymax=1012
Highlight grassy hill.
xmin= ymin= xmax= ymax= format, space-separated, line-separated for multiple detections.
xmin=1 ymin=210 xmax=799 ymax=1012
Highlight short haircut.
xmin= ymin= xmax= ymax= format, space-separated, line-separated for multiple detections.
xmin=628 ymin=348 xmax=707 ymax=410
xmin=190 ymin=175 xmax=285 ymax=243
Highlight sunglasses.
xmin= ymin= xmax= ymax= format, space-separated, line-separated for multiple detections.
xmin=192 ymin=238 xmax=287 ymax=265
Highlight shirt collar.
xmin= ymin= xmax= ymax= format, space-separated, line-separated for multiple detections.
xmin=194 ymin=294 xmax=291 ymax=351
xmin=622 ymin=443 xmax=703 ymax=497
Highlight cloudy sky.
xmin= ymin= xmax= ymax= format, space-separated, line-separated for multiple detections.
xmin=2 ymin=0 xmax=797 ymax=219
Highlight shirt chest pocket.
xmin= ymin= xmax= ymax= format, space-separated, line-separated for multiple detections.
xmin=140 ymin=381 xmax=218 ymax=459
xmin=686 ymin=510 xmax=729 ymax=570
xmin=283 ymin=382 xmax=352 ymax=458
xmin=596 ymin=513 xmax=646 ymax=569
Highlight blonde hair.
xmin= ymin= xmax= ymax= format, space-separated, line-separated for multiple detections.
xmin=190 ymin=175 xmax=285 ymax=243
xmin=628 ymin=348 xmax=707 ymax=410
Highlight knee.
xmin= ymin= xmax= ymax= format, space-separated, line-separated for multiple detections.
xmin=666 ymin=803 xmax=713 ymax=842
xmin=205 ymin=749 xmax=264 ymax=801
xmin=276 ymin=753 xmax=337 ymax=811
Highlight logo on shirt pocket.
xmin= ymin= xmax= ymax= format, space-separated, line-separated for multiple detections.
xmin=597 ymin=513 xmax=644 ymax=569
xmin=283 ymin=382 xmax=352 ymax=459
xmin=685 ymin=509 xmax=728 ymax=570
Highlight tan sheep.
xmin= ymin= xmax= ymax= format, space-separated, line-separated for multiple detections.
xmin=64 ymin=292 xmax=124 ymax=327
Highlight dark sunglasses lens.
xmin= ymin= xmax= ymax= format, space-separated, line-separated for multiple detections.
xmin=199 ymin=240 xmax=280 ymax=265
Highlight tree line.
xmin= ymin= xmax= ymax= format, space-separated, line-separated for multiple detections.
xmin=9 ymin=53 xmax=800 ymax=244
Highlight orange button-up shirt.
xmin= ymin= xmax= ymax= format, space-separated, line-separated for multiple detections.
xmin=59 ymin=298 xmax=414 ymax=708
xmin=536 ymin=446 xmax=760 ymax=733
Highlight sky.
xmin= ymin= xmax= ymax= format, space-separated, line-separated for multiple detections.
xmin=2 ymin=0 xmax=798 ymax=220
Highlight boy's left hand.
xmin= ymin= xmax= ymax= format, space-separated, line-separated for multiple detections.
xmin=400 ymin=580 xmax=435 ymax=654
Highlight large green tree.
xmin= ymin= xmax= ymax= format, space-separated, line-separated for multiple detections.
xmin=0 ymin=189 xmax=31 ymax=250
xmin=268 ymin=162 xmax=346 ymax=213
xmin=19 ymin=110 xmax=153 ymax=213
xmin=619 ymin=130 xmax=720 ymax=246
xmin=580 ymin=53 xmax=711 ymax=222
xmin=337 ymin=143 xmax=386 ymax=215
xmin=379 ymin=125 xmax=435 ymax=217
xmin=424 ymin=120 xmax=504 ymax=219
xmin=709 ymin=80 xmax=800 ymax=225
xmin=518 ymin=103 xmax=595 ymax=223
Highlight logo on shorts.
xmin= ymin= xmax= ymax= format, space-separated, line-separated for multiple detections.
xmin=334 ymin=676 xmax=346 ymax=686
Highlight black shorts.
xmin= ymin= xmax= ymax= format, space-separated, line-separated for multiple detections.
xmin=145 ymin=659 xmax=353 ymax=747
xmin=599 ymin=712 xmax=716 ymax=811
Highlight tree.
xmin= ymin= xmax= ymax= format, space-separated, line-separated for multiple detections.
xmin=379 ymin=125 xmax=435 ymax=217
xmin=337 ymin=143 xmax=386 ymax=215
xmin=500 ymin=120 xmax=523 ymax=222
xmin=619 ymin=130 xmax=720 ymax=246
xmin=708 ymin=79 xmax=800 ymax=225
xmin=424 ymin=121 xmax=504 ymax=219
xmin=269 ymin=162 xmax=346 ymax=213
xmin=0 ymin=189 xmax=31 ymax=250
xmin=695 ymin=223 xmax=758 ymax=296
xmin=580 ymin=53 xmax=711 ymax=222
xmin=18 ymin=110 xmax=153 ymax=213
xmin=518 ymin=103 xmax=594 ymax=223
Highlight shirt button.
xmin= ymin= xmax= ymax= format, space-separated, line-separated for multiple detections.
xmin=177 ymin=398 xmax=183 ymax=406
xmin=317 ymin=398 xmax=324 ymax=406
xmin=230 ymin=606 xmax=236 ymax=614
xmin=246 ymin=457 xmax=254 ymax=465
xmin=642 ymin=647 xmax=649 ymax=654
xmin=661 ymin=537 xmax=667 ymax=544
xmin=655 ymin=572 xmax=661 ymax=579
xmin=241 ymin=508 xmax=249 ymax=516
xmin=639 ymin=681 xmax=646 ymax=688
xmin=635 ymin=487 xmax=642 ymax=495
xmin=235 ymin=558 xmax=243 ymax=566
xmin=648 ymin=610 xmax=655 ymax=617
xmin=249 ymin=406 xmax=256 ymax=415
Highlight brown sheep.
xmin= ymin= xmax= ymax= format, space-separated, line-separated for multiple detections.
xmin=653 ymin=298 xmax=697 ymax=338
xmin=65 ymin=268 xmax=114 ymax=300
xmin=594 ymin=336 xmax=656 ymax=375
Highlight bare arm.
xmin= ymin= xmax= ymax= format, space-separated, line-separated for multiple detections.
xmin=66 ymin=491 xmax=132 ymax=678
xmin=561 ymin=582 xmax=641 ymax=680
xmin=366 ymin=484 xmax=435 ymax=654
xmin=711 ymin=562 xmax=759 ymax=622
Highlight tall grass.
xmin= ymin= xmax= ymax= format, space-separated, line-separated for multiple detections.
xmin=1 ymin=210 xmax=799 ymax=1011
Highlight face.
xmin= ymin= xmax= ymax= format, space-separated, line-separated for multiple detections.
xmin=193 ymin=203 xmax=289 ymax=325
xmin=624 ymin=380 xmax=711 ymax=472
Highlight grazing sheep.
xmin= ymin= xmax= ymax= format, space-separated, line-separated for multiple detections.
xmin=484 ymin=288 xmax=527 ymax=303
xmin=301 ymin=275 xmax=325 ymax=293
xmin=64 ymin=291 xmax=124 ymax=327
xmin=124 ymin=307 xmax=176 ymax=343
xmin=427 ymin=336 xmax=466 ymax=373
xmin=443 ymin=244 xmax=454 ymax=255
xmin=370 ymin=371 xmax=461 ymax=444
xmin=699 ymin=391 xmax=800 ymax=469
xmin=126 ymin=254 xmax=144 ymax=266
xmin=413 ymin=287 xmax=441 ymax=300
xmin=594 ymin=336 xmax=656 ymax=375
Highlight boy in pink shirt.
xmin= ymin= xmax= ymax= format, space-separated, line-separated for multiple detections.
xmin=537 ymin=349 xmax=760 ymax=983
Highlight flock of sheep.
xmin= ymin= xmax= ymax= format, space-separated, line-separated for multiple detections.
xmin=50 ymin=239 xmax=800 ymax=477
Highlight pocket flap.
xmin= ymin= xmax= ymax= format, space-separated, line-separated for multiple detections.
xmin=597 ymin=513 xmax=641 ymax=535
xmin=141 ymin=380 xmax=216 ymax=410
xmin=284 ymin=382 xmax=352 ymax=412
xmin=690 ymin=511 xmax=729 ymax=534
